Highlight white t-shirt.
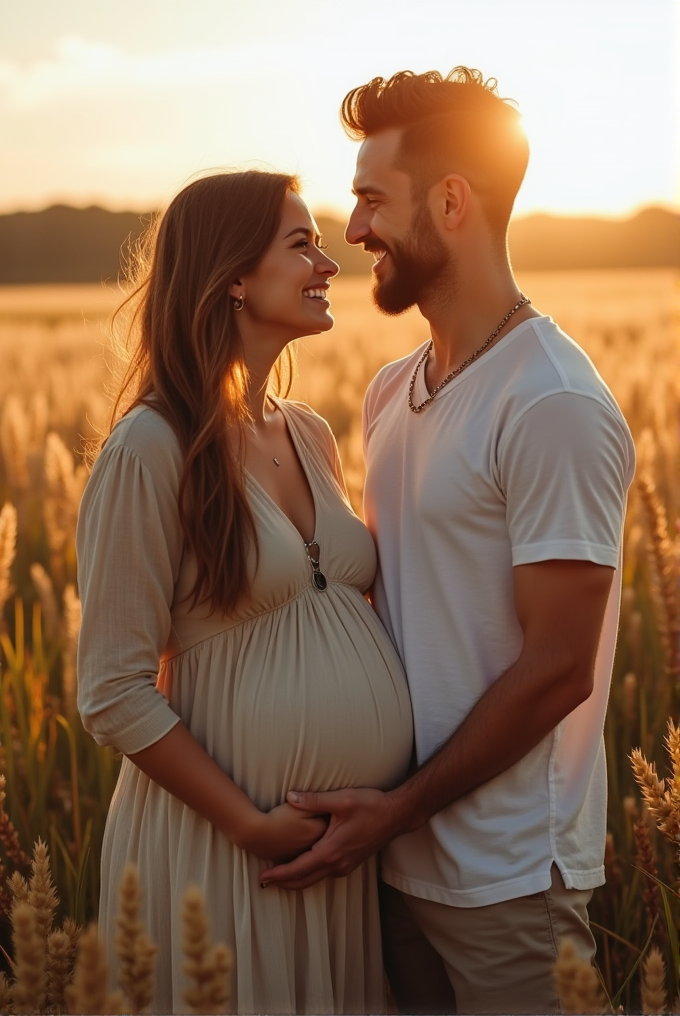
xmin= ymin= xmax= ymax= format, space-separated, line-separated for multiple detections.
xmin=363 ymin=315 xmax=635 ymax=909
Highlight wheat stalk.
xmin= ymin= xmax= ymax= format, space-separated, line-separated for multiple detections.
xmin=30 ymin=563 xmax=60 ymax=644
xmin=61 ymin=584 xmax=82 ymax=719
xmin=0 ymin=501 xmax=18 ymax=620
xmin=633 ymin=820 xmax=665 ymax=949
xmin=43 ymin=432 xmax=86 ymax=562
xmin=630 ymin=748 xmax=680 ymax=842
xmin=8 ymin=870 xmax=30 ymax=904
xmin=0 ymin=971 xmax=11 ymax=1013
xmin=0 ymin=397 xmax=30 ymax=492
xmin=623 ymin=671 xmax=638 ymax=722
xmin=641 ymin=947 xmax=667 ymax=1014
xmin=28 ymin=391 xmax=49 ymax=452
xmin=47 ymin=927 xmax=72 ymax=1014
xmin=115 ymin=863 xmax=157 ymax=1014
xmin=10 ymin=900 xmax=47 ymax=1014
xmin=28 ymin=838 xmax=59 ymax=942
xmin=65 ymin=922 xmax=124 ymax=1016
xmin=0 ymin=773 xmax=31 ymax=870
xmin=182 ymin=886 xmax=232 ymax=1015
xmin=553 ymin=938 xmax=607 ymax=1014
xmin=636 ymin=471 xmax=680 ymax=686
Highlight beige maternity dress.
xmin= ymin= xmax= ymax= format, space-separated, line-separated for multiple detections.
xmin=76 ymin=399 xmax=413 ymax=1015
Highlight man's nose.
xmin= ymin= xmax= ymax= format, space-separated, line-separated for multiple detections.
xmin=344 ymin=206 xmax=369 ymax=247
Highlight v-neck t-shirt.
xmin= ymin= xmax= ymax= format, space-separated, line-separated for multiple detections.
xmin=363 ymin=314 xmax=635 ymax=908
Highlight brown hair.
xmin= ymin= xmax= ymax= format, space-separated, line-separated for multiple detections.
xmin=106 ymin=170 xmax=299 ymax=614
xmin=341 ymin=67 xmax=529 ymax=234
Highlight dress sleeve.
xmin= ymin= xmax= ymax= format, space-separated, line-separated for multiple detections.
xmin=498 ymin=391 xmax=635 ymax=568
xmin=76 ymin=443 xmax=184 ymax=754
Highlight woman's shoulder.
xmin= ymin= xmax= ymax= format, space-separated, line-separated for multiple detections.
xmin=276 ymin=397 xmax=333 ymax=438
xmin=275 ymin=397 xmax=338 ymax=456
xmin=97 ymin=404 xmax=184 ymax=481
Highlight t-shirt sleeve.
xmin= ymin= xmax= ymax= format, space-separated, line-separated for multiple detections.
xmin=76 ymin=442 xmax=184 ymax=754
xmin=498 ymin=391 xmax=635 ymax=568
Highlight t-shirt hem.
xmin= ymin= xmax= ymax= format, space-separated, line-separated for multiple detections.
xmin=559 ymin=864 xmax=605 ymax=891
xmin=512 ymin=539 xmax=619 ymax=568
xmin=381 ymin=862 xmax=605 ymax=908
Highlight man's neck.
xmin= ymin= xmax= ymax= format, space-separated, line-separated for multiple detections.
xmin=418 ymin=262 xmax=538 ymax=389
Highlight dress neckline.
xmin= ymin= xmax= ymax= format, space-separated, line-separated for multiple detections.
xmin=245 ymin=399 xmax=320 ymax=548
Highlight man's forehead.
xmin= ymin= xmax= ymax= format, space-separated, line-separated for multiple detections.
xmin=353 ymin=129 xmax=407 ymax=191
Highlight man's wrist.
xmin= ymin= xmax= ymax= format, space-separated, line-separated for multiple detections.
xmin=384 ymin=781 xmax=430 ymax=837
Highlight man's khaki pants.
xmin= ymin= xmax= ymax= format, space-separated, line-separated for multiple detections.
xmin=379 ymin=865 xmax=596 ymax=1014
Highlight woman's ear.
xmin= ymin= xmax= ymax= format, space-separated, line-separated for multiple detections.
xmin=228 ymin=279 xmax=243 ymax=299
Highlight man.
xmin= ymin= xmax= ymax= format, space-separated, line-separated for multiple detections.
xmin=263 ymin=67 xmax=635 ymax=1013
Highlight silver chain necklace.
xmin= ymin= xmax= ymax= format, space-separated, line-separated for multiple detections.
xmin=408 ymin=295 xmax=531 ymax=413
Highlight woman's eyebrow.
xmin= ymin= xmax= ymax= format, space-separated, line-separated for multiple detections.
xmin=283 ymin=226 xmax=322 ymax=242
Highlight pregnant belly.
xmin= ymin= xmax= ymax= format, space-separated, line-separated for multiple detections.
xmin=169 ymin=585 xmax=414 ymax=811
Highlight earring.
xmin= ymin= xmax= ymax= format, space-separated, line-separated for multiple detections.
xmin=234 ymin=294 xmax=245 ymax=312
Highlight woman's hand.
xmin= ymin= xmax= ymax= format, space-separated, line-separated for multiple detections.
xmin=245 ymin=802 xmax=328 ymax=863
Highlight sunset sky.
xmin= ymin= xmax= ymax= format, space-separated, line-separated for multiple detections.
xmin=1 ymin=0 xmax=677 ymax=219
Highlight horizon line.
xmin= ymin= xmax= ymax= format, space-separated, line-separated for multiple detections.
xmin=0 ymin=201 xmax=678 ymax=224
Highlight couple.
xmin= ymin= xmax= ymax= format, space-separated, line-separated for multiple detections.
xmin=76 ymin=67 xmax=635 ymax=1014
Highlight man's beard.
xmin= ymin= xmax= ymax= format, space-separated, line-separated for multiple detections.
xmin=372 ymin=204 xmax=452 ymax=316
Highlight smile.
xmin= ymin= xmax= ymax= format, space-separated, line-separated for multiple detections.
xmin=303 ymin=288 xmax=329 ymax=300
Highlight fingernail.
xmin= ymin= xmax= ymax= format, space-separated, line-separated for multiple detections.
xmin=288 ymin=792 xmax=300 ymax=803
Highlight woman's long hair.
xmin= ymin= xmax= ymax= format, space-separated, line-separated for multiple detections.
xmin=105 ymin=170 xmax=299 ymax=615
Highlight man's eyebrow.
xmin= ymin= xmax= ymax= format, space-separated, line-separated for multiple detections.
xmin=352 ymin=185 xmax=388 ymax=197
xmin=283 ymin=226 xmax=322 ymax=240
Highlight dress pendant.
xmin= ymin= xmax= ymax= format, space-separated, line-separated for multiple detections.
xmin=304 ymin=540 xmax=327 ymax=592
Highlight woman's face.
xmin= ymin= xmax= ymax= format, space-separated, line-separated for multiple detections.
xmin=233 ymin=191 xmax=339 ymax=340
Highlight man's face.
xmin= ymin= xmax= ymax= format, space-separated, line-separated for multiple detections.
xmin=345 ymin=129 xmax=450 ymax=315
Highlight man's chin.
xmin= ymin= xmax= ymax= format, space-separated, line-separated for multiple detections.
xmin=372 ymin=277 xmax=418 ymax=317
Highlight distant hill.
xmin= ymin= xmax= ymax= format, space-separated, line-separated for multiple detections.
xmin=508 ymin=207 xmax=679 ymax=271
xmin=0 ymin=204 xmax=677 ymax=284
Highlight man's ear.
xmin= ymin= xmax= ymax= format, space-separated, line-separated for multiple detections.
xmin=435 ymin=174 xmax=471 ymax=231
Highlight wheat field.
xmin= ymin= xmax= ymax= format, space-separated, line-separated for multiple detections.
xmin=0 ymin=268 xmax=678 ymax=1010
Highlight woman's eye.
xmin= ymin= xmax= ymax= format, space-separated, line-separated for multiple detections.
xmin=295 ymin=239 xmax=309 ymax=249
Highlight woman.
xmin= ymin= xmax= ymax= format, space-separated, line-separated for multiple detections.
xmin=76 ymin=170 xmax=413 ymax=1014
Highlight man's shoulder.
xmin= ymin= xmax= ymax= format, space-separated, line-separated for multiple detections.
xmin=499 ymin=316 xmax=625 ymax=422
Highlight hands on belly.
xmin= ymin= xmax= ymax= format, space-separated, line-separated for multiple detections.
xmin=248 ymin=802 xmax=329 ymax=864
xmin=260 ymin=788 xmax=401 ymax=890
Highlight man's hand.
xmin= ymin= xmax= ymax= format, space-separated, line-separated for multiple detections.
xmin=260 ymin=787 xmax=402 ymax=890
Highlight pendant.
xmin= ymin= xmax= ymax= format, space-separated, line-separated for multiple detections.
xmin=304 ymin=540 xmax=327 ymax=592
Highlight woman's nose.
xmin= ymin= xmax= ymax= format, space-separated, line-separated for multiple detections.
xmin=317 ymin=252 xmax=340 ymax=278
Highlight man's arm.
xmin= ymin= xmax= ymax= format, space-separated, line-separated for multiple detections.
xmin=260 ymin=558 xmax=614 ymax=889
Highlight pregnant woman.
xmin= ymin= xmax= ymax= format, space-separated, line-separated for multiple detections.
xmin=76 ymin=170 xmax=413 ymax=1014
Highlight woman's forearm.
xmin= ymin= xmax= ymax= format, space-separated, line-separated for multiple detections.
xmin=127 ymin=722 xmax=261 ymax=849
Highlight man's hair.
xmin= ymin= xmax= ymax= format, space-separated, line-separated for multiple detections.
xmin=341 ymin=67 xmax=529 ymax=235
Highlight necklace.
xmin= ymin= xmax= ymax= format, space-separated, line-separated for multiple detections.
xmin=408 ymin=295 xmax=531 ymax=413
